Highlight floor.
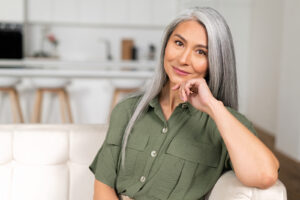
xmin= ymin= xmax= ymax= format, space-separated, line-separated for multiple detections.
xmin=256 ymin=126 xmax=300 ymax=200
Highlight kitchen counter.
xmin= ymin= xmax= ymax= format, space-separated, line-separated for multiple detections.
xmin=0 ymin=68 xmax=154 ymax=79
xmin=0 ymin=58 xmax=155 ymax=79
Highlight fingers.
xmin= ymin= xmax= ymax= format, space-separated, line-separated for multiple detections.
xmin=172 ymin=82 xmax=188 ymax=101
xmin=172 ymin=78 xmax=206 ymax=102
xmin=181 ymin=82 xmax=188 ymax=101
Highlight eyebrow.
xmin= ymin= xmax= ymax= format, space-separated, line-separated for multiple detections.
xmin=174 ymin=34 xmax=208 ymax=49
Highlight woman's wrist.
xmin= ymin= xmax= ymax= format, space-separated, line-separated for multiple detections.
xmin=206 ymin=98 xmax=224 ymax=119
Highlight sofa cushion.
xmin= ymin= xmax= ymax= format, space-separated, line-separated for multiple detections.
xmin=0 ymin=125 xmax=107 ymax=200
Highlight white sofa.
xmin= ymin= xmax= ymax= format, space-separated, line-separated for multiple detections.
xmin=0 ymin=125 xmax=287 ymax=200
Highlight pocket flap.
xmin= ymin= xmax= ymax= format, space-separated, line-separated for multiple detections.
xmin=166 ymin=139 xmax=220 ymax=167
xmin=126 ymin=133 xmax=149 ymax=151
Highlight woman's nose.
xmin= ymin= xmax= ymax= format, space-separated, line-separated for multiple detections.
xmin=178 ymin=48 xmax=191 ymax=65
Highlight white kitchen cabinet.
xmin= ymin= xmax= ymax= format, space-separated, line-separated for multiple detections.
xmin=104 ymin=0 xmax=129 ymax=24
xmin=128 ymin=0 xmax=152 ymax=25
xmin=0 ymin=0 xmax=24 ymax=22
xmin=52 ymin=0 xmax=80 ymax=23
xmin=78 ymin=0 xmax=106 ymax=24
xmin=152 ymin=0 xmax=177 ymax=26
xmin=27 ymin=0 xmax=178 ymax=27
xmin=28 ymin=0 xmax=52 ymax=22
xmin=28 ymin=0 xmax=80 ymax=23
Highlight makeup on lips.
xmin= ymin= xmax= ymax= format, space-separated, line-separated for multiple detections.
xmin=172 ymin=66 xmax=190 ymax=76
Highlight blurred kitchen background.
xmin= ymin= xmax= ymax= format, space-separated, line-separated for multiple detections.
xmin=0 ymin=0 xmax=299 ymax=197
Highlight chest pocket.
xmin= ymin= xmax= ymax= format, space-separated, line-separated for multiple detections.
xmin=148 ymin=138 xmax=220 ymax=200
xmin=166 ymin=138 xmax=220 ymax=167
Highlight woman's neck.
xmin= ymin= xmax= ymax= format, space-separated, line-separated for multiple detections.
xmin=159 ymin=81 xmax=183 ymax=117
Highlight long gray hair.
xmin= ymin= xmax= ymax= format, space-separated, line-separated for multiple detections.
xmin=120 ymin=7 xmax=238 ymax=167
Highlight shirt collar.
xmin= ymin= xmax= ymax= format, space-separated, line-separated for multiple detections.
xmin=148 ymin=95 xmax=198 ymax=115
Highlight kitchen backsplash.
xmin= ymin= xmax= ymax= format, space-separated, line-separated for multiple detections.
xmin=25 ymin=24 xmax=163 ymax=62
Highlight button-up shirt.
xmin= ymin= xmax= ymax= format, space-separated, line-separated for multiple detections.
xmin=89 ymin=95 xmax=257 ymax=200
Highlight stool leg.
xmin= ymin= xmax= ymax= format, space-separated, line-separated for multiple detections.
xmin=58 ymin=89 xmax=67 ymax=123
xmin=31 ymin=89 xmax=43 ymax=123
xmin=9 ymin=88 xmax=24 ymax=123
xmin=63 ymin=89 xmax=73 ymax=123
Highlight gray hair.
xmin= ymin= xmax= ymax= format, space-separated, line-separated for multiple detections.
xmin=120 ymin=7 xmax=238 ymax=167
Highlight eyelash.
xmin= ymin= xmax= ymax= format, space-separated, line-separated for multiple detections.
xmin=196 ymin=49 xmax=207 ymax=56
xmin=175 ymin=40 xmax=207 ymax=56
xmin=175 ymin=40 xmax=183 ymax=46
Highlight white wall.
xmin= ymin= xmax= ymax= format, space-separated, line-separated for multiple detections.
xmin=246 ymin=0 xmax=284 ymax=135
xmin=246 ymin=0 xmax=300 ymax=161
xmin=276 ymin=0 xmax=300 ymax=161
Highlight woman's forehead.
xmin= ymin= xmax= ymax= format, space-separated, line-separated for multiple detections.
xmin=171 ymin=20 xmax=208 ymax=45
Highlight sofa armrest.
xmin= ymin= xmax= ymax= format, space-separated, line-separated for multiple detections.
xmin=206 ymin=171 xmax=287 ymax=200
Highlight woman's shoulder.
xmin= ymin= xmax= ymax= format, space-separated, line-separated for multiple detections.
xmin=113 ymin=94 xmax=142 ymax=114
xmin=106 ymin=95 xmax=143 ymax=145
xmin=226 ymin=107 xmax=256 ymax=134
xmin=226 ymin=107 xmax=250 ymax=122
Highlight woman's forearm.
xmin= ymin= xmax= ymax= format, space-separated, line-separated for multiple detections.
xmin=207 ymin=100 xmax=280 ymax=189
xmin=93 ymin=179 xmax=119 ymax=200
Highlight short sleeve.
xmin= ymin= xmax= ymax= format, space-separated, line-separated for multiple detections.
xmin=89 ymin=97 xmax=138 ymax=188
xmin=224 ymin=109 xmax=258 ymax=170
xmin=89 ymin=142 xmax=120 ymax=188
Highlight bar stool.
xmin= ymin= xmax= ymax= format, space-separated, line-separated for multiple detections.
xmin=0 ymin=77 xmax=24 ymax=123
xmin=30 ymin=78 xmax=73 ymax=123
xmin=110 ymin=79 xmax=144 ymax=111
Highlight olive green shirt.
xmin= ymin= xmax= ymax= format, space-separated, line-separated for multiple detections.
xmin=89 ymin=95 xmax=257 ymax=200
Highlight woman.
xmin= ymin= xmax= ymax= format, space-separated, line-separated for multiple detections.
xmin=90 ymin=7 xmax=279 ymax=200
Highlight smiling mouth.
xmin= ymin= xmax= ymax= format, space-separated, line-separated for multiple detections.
xmin=172 ymin=66 xmax=190 ymax=76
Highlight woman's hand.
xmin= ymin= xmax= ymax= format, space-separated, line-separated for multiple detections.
xmin=172 ymin=78 xmax=220 ymax=115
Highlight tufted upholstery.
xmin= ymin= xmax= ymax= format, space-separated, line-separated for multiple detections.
xmin=0 ymin=125 xmax=106 ymax=200
xmin=0 ymin=125 xmax=287 ymax=200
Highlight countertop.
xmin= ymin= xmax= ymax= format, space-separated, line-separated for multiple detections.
xmin=0 ymin=58 xmax=155 ymax=79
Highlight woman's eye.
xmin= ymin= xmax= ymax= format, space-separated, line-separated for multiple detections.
xmin=175 ymin=40 xmax=183 ymax=46
xmin=196 ymin=49 xmax=207 ymax=55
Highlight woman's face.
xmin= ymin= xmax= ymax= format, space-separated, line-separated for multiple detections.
xmin=164 ymin=20 xmax=208 ymax=85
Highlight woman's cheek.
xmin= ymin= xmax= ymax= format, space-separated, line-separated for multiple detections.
xmin=193 ymin=59 xmax=208 ymax=73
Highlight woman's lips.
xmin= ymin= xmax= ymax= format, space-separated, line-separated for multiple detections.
xmin=173 ymin=66 xmax=190 ymax=76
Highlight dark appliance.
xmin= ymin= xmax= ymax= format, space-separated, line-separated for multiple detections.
xmin=0 ymin=23 xmax=23 ymax=59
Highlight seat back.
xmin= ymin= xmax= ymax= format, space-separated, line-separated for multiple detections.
xmin=0 ymin=124 xmax=107 ymax=200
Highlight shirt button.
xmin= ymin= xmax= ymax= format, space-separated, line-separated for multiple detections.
xmin=140 ymin=176 xmax=146 ymax=183
xmin=151 ymin=151 xmax=157 ymax=157
xmin=162 ymin=127 xmax=168 ymax=134
xmin=182 ymin=103 xmax=188 ymax=109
